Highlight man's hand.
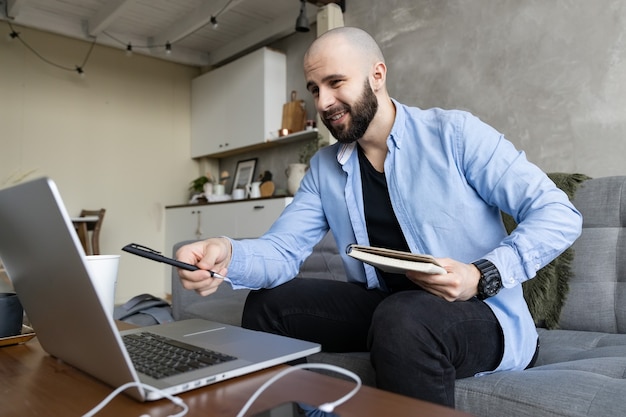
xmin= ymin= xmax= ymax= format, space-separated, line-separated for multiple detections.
xmin=176 ymin=237 xmax=232 ymax=296
xmin=405 ymin=258 xmax=481 ymax=302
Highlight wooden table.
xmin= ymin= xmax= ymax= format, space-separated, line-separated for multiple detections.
xmin=0 ymin=335 xmax=473 ymax=417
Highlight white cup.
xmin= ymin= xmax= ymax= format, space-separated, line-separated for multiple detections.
xmin=203 ymin=182 xmax=213 ymax=196
xmin=86 ymin=255 xmax=120 ymax=316
xmin=214 ymin=184 xmax=225 ymax=196
xmin=232 ymin=188 xmax=245 ymax=200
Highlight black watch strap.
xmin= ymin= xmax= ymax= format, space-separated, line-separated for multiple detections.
xmin=472 ymin=259 xmax=502 ymax=300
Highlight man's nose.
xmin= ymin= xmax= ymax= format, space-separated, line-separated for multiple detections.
xmin=316 ymin=87 xmax=335 ymax=113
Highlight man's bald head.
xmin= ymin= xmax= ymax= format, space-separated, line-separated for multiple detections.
xmin=304 ymin=27 xmax=385 ymax=70
xmin=302 ymin=27 xmax=392 ymax=144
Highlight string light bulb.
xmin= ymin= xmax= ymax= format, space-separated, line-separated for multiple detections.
xmin=126 ymin=43 xmax=133 ymax=56
xmin=8 ymin=30 xmax=20 ymax=40
xmin=210 ymin=16 xmax=218 ymax=29
xmin=165 ymin=42 xmax=171 ymax=54
xmin=75 ymin=66 xmax=85 ymax=78
xmin=295 ymin=0 xmax=310 ymax=32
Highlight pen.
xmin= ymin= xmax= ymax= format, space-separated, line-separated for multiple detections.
xmin=121 ymin=243 xmax=227 ymax=280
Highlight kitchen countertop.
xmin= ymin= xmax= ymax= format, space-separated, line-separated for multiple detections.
xmin=165 ymin=195 xmax=292 ymax=209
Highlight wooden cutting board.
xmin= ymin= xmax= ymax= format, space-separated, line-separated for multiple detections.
xmin=281 ymin=90 xmax=306 ymax=134
xmin=259 ymin=181 xmax=275 ymax=197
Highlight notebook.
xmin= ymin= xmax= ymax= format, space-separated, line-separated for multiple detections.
xmin=0 ymin=177 xmax=320 ymax=401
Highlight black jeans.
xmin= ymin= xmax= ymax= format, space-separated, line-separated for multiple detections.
xmin=242 ymin=278 xmax=504 ymax=408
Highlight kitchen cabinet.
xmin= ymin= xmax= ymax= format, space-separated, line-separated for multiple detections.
xmin=191 ymin=47 xmax=286 ymax=158
xmin=164 ymin=197 xmax=293 ymax=254
xmin=164 ymin=197 xmax=292 ymax=293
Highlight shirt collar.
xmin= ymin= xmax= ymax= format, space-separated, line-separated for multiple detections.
xmin=336 ymin=142 xmax=356 ymax=165
xmin=388 ymin=98 xmax=405 ymax=150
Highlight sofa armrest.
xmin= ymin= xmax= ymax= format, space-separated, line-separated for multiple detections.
xmin=296 ymin=231 xmax=348 ymax=281
xmin=170 ymin=240 xmax=249 ymax=326
xmin=170 ymin=232 xmax=348 ymax=326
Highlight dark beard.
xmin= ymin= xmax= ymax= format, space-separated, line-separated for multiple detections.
xmin=322 ymin=79 xmax=378 ymax=144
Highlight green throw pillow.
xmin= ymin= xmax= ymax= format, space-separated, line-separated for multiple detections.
xmin=501 ymin=172 xmax=590 ymax=329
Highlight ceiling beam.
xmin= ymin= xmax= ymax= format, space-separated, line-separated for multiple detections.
xmin=6 ymin=0 xmax=28 ymax=18
xmin=307 ymin=0 xmax=345 ymax=13
xmin=205 ymin=3 xmax=318 ymax=68
xmin=87 ymin=0 xmax=136 ymax=36
xmin=151 ymin=0 xmax=245 ymax=47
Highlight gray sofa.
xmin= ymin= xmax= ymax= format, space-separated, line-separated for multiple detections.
xmin=171 ymin=175 xmax=626 ymax=417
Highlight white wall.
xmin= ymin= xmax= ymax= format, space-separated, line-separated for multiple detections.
xmin=0 ymin=25 xmax=200 ymax=302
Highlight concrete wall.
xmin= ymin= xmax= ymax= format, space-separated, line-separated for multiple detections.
xmin=345 ymin=0 xmax=625 ymax=177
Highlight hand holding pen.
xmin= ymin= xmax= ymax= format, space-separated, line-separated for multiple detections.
xmin=122 ymin=243 xmax=228 ymax=280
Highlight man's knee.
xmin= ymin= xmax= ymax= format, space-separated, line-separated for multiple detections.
xmin=369 ymin=291 xmax=446 ymax=353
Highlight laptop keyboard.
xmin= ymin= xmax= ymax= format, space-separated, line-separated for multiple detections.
xmin=123 ymin=332 xmax=237 ymax=380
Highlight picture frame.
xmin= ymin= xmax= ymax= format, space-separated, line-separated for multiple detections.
xmin=232 ymin=158 xmax=257 ymax=194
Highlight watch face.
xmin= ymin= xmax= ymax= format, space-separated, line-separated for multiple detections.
xmin=483 ymin=278 xmax=501 ymax=297
xmin=474 ymin=260 xmax=502 ymax=299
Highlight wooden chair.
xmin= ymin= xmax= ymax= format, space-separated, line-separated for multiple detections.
xmin=74 ymin=209 xmax=106 ymax=255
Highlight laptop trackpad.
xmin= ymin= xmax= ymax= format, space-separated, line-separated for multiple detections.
xmin=184 ymin=326 xmax=243 ymax=347
xmin=184 ymin=325 xmax=306 ymax=361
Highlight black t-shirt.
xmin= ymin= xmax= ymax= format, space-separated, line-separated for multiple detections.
xmin=358 ymin=145 xmax=421 ymax=292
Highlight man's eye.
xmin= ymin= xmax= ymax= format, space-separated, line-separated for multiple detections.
xmin=330 ymin=80 xmax=343 ymax=88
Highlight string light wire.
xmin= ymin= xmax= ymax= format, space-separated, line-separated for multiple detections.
xmin=102 ymin=0 xmax=237 ymax=49
xmin=4 ymin=19 xmax=97 ymax=75
xmin=2 ymin=0 xmax=296 ymax=74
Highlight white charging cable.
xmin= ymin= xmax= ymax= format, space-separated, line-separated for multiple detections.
xmin=235 ymin=363 xmax=362 ymax=417
xmin=82 ymin=363 xmax=359 ymax=417
xmin=81 ymin=381 xmax=189 ymax=417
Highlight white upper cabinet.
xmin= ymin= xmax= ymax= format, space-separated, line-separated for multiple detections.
xmin=191 ymin=47 xmax=286 ymax=158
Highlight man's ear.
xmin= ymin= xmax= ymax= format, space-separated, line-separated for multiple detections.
xmin=371 ymin=62 xmax=387 ymax=92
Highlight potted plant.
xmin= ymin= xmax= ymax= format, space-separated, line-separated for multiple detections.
xmin=298 ymin=134 xmax=324 ymax=166
xmin=189 ymin=175 xmax=211 ymax=195
xmin=188 ymin=172 xmax=219 ymax=201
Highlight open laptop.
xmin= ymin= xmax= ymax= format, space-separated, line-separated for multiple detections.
xmin=0 ymin=177 xmax=320 ymax=401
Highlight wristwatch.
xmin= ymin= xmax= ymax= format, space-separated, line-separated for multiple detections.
xmin=472 ymin=259 xmax=502 ymax=300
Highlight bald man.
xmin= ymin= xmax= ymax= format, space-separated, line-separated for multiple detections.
xmin=177 ymin=27 xmax=581 ymax=407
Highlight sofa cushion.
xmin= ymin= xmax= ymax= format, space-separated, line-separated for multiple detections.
xmin=455 ymin=360 xmax=626 ymax=417
xmin=295 ymin=231 xmax=348 ymax=281
xmin=536 ymin=327 xmax=626 ymax=365
xmin=559 ymin=176 xmax=626 ymax=333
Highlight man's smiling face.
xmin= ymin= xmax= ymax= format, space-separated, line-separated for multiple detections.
xmin=304 ymin=38 xmax=379 ymax=144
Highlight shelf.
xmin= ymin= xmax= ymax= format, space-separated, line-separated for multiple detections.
xmin=165 ymin=195 xmax=292 ymax=209
xmin=195 ymin=129 xmax=319 ymax=159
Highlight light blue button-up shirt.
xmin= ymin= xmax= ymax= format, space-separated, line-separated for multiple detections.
xmin=227 ymin=99 xmax=582 ymax=373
